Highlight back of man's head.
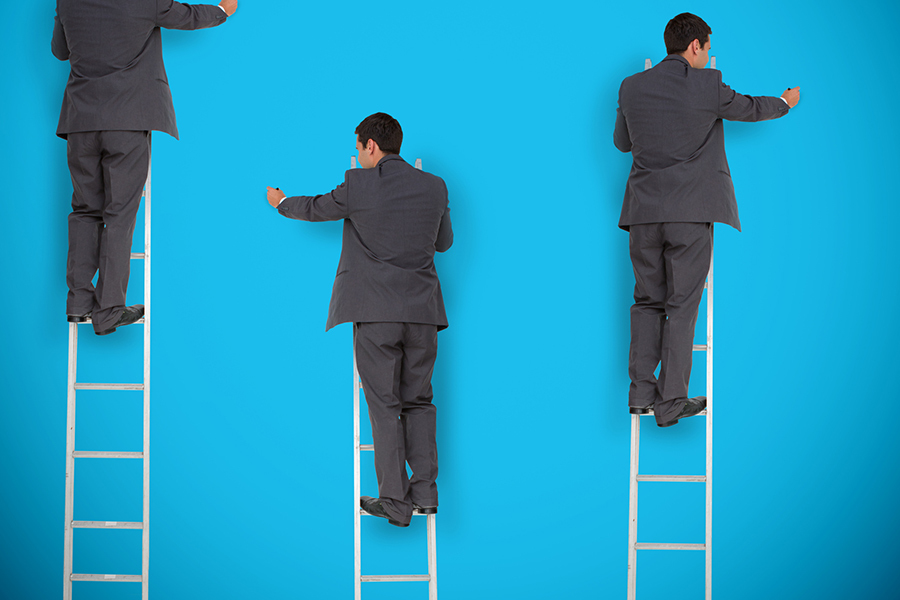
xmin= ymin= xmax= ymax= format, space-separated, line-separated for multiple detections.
xmin=664 ymin=13 xmax=712 ymax=55
xmin=355 ymin=113 xmax=403 ymax=155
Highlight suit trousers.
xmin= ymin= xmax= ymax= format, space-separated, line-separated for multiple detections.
xmin=628 ymin=222 xmax=711 ymax=426
xmin=354 ymin=322 xmax=439 ymax=524
xmin=66 ymin=131 xmax=150 ymax=333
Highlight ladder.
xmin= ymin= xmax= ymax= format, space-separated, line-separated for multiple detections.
xmin=63 ymin=146 xmax=152 ymax=599
xmin=351 ymin=155 xmax=438 ymax=600
xmin=627 ymin=58 xmax=716 ymax=600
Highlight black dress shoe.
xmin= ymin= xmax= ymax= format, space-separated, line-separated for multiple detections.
xmin=629 ymin=406 xmax=651 ymax=415
xmin=413 ymin=504 xmax=437 ymax=515
xmin=360 ymin=496 xmax=409 ymax=527
xmin=658 ymin=396 xmax=707 ymax=428
xmin=96 ymin=305 xmax=145 ymax=336
xmin=67 ymin=312 xmax=91 ymax=323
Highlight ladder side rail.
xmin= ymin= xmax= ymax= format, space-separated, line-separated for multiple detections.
xmin=428 ymin=513 xmax=437 ymax=600
xmin=63 ymin=324 xmax=78 ymax=600
xmin=418 ymin=156 xmax=437 ymax=600
xmin=705 ymin=227 xmax=714 ymax=599
xmin=354 ymin=344 xmax=362 ymax=600
xmin=627 ymin=414 xmax=640 ymax=600
xmin=350 ymin=153 xmax=363 ymax=600
xmin=142 ymin=137 xmax=152 ymax=600
xmin=629 ymin=60 xmax=650 ymax=600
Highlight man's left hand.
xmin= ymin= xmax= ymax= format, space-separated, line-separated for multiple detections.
xmin=267 ymin=186 xmax=286 ymax=208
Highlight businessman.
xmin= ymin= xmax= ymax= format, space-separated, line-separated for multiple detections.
xmin=266 ymin=113 xmax=453 ymax=527
xmin=53 ymin=0 xmax=237 ymax=335
xmin=614 ymin=13 xmax=799 ymax=427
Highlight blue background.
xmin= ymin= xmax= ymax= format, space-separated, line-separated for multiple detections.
xmin=2 ymin=1 xmax=898 ymax=598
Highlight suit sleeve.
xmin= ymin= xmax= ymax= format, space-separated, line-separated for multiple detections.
xmin=51 ymin=14 xmax=69 ymax=60
xmin=614 ymin=105 xmax=632 ymax=152
xmin=717 ymin=72 xmax=790 ymax=122
xmin=156 ymin=0 xmax=228 ymax=30
xmin=278 ymin=175 xmax=351 ymax=222
xmin=435 ymin=208 xmax=453 ymax=253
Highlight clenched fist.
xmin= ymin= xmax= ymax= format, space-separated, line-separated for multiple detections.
xmin=219 ymin=0 xmax=237 ymax=16
xmin=781 ymin=87 xmax=800 ymax=108
xmin=267 ymin=186 xmax=286 ymax=208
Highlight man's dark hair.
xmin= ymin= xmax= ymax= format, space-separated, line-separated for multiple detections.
xmin=664 ymin=13 xmax=712 ymax=55
xmin=355 ymin=112 xmax=403 ymax=155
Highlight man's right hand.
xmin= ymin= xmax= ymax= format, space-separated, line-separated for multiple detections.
xmin=781 ymin=87 xmax=800 ymax=108
xmin=219 ymin=0 xmax=237 ymax=16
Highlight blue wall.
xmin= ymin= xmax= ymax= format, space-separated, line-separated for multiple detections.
xmin=2 ymin=1 xmax=899 ymax=598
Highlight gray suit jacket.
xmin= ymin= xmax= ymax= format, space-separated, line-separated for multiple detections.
xmin=52 ymin=0 xmax=227 ymax=140
xmin=279 ymin=155 xmax=453 ymax=331
xmin=614 ymin=54 xmax=790 ymax=232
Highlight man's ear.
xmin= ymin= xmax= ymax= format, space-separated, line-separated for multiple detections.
xmin=366 ymin=139 xmax=380 ymax=154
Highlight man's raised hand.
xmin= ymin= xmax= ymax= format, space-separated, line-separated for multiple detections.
xmin=781 ymin=87 xmax=800 ymax=108
xmin=267 ymin=186 xmax=286 ymax=208
xmin=219 ymin=0 xmax=237 ymax=16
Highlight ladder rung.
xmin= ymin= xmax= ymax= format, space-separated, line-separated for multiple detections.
xmin=360 ymin=509 xmax=430 ymax=518
xmin=635 ymin=543 xmax=706 ymax=551
xmin=72 ymin=521 xmax=143 ymax=529
xmin=74 ymin=383 xmax=144 ymax=391
xmin=636 ymin=474 xmax=706 ymax=482
xmin=130 ymin=253 xmax=145 ymax=259
xmin=359 ymin=444 xmax=374 ymax=452
xmin=360 ymin=575 xmax=431 ymax=583
xmin=692 ymin=344 xmax=708 ymax=351
xmin=72 ymin=451 xmax=143 ymax=459
xmin=74 ymin=318 xmax=145 ymax=326
xmin=70 ymin=574 xmax=142 ymax=582
xmin=637 ymin=409 xmax=708 ymax=417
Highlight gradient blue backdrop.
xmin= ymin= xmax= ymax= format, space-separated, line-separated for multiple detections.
xmin=2 ymin=1 xmax=898 ymax=598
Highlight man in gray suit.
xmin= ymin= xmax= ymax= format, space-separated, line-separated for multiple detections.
xmin=614 ymin=13 xmax=799 ymax=427
xmin=53 ymin=0 xmax=237 ymax=335
xmin=266 ymin=113 xmax=453 ymax=527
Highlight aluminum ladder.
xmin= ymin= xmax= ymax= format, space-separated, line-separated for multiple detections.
xmin=351 ymin=155 xmax=438 ymax=600
xmin=627 ymin=58 xmax=716 ymax=597
xmin=63 ymin=146 xmax=152 ymax=599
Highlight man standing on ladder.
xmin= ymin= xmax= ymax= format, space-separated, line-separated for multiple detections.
xmin=266 ymin=113 xmax=453 ymax=528
xmin=53 ymin=0 xmax=237 ymax=335
xmin=614 ymin=13 xmax=799 ymax=427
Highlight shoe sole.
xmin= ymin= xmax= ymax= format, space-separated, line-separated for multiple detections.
xmin=414 ymin=507 xmax=437 ymax=515
xmin=95 ymin=311 xmax=145 ymax=336
xmin=630 ymin=407 xmax=651 ymax=415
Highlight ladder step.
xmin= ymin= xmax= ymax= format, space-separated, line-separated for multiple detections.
xmin=74 ymin=383 xmax=144 ymax=391
xmin=360 ymin=444 xmax=374 ymax=452
xmin=70 ymin=574 xmax=142 ymax=582
xmin=130 ymin=253 xmax=145 ymax=259
xmin=360 ymin=509 xmax=431 ymax=517
xmin=360 ymin=575 xmax=431 ymax=583
xmin=74 ymin=318 xmax=145 ymax=326
xmin=72 ymin=451 xmax=143 ymax=459
xmin=637 ymin=409 xmax=707 ymax=417
xmin=72 ymin=521 xmax=143 ymax=529
xmin=692 ymin=344 xmax=708 ymax=351
xmin=635 ymin=543 xmax=705 ymax=551
xmin=636 ymin=474 xmax=706 ymax=482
